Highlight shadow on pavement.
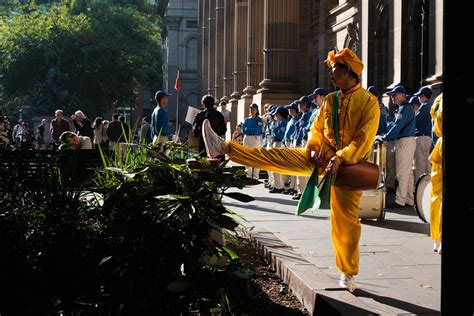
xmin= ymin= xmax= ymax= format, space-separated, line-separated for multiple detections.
xmin=353 ymin=289 xmax=440 ymax=315
xmin=362 ymin=219 xmax=430 ymax=235
xmin=256 ymin=196 xmax=299 ymax=206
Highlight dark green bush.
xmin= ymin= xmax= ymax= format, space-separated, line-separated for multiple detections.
xmin=0 ymin=143 xmax=257 ymax=314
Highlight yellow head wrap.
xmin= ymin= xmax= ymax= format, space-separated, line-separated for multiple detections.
xmin=325 ymin=48 xmax=364 ymax=75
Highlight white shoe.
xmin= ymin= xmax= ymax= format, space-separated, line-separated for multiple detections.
xmin=433 ymin=241 xmax=441 ymax=253
xmin=202 ymin=119 xmax=225 ymax=158
xmin=437 ymin=243 xmax=442 ymax=255
xmin=339 ymin=274 xmax=357 ymax=292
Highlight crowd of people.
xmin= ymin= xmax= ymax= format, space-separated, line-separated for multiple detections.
xmin=0 ymin=109 xmax=137 ymax=150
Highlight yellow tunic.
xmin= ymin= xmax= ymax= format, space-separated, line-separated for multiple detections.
xmin=227 ymin=83 xmax=379 ymax=275
xmin=429 ymin=93 xmax=443 ymax=242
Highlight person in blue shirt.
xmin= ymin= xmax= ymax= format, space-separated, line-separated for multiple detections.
xmin=242 ymin=103 xmax=264 ymax=179
xmin=268 ymin=107 xmax=288 ymax=193
xmin=282 ymin=102 xmax=299 ymax=195
xmin=151 ymin=90 xmax=173 ymax=145
xmin=413 ymin=86 xmax=433 ymax=182
xmin=307 ymin=88 xmax=328 ymax=129
xmin=376 ymin=86 xmax=416 ymax=208
xmin=292 ymin=96 xmax=311 ymax=200
xmin=367 ymin=86 xmax=388 ymax=136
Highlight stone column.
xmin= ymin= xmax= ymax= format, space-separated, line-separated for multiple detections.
xmin=223 ymin=0 xmax=235 ymax=100
xmin=202 ymin=0 xmax=209 ymax=94
xmin=242 ymin=0 xmax=264 ymax=98
xmin=230 ymin=0 xmax=248 ymax=123
xmin=387 ymin=0 xmax=402 ymax=88
xmin=238 ymin=0 xmax=264 ymax=124
xmin=360 ymin=0 xmax=370 ymax=89
xmin=425 ymin=0 xmax=443 ymax=93
xmin=214 ymin=0 xmax=225 ymax=99
xmin=198 ymin=0 xmax=203 ymax=94
xmin=208 ymin=0 xmax=216 ymax=95
xmin=253 ymin=0 xmax=302 ymax=108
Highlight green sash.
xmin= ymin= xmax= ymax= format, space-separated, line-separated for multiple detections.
xmin=296 ymin=91 xmax=340 ymax=215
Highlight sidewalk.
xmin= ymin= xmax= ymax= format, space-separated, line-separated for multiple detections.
xmin=223 ymin=181 xmax=441 ymax=315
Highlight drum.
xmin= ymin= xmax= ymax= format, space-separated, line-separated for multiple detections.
xmin=358 ymin=142 xmax=386 ymax=221
xmin=415 ymin=174 xmax=431 ymax=223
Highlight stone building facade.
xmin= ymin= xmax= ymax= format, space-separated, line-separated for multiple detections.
xmin=198 ymin=0 xmax=443 ymax=128
xmin=163 ymin=0 xmax=200 ymax=136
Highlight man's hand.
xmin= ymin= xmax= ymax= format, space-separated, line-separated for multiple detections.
xmin=325 ymin=156 xmax=341 ymax=174
xmin=70 ymin=114 xmax=76 ymax=121
xmin=310 ymin=146 xmax=323 ymax=165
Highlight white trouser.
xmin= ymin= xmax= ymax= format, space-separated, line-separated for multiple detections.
xmin=395 ymin=137 xmax=416 ymax=205
xmin=271 ymin=141 xmax=285 ymax=189
xmin=243 ymin=135 xmax=262 ymax=179
xmin=385 ymin=140 xmax=396 ymax=188
xmin=296 ymin=140 xmax=309 ymax=194
xmin=413 ymin=135 xmax=432 ymax=183
xmin=284 ymin=140 xmax=297 ymax=190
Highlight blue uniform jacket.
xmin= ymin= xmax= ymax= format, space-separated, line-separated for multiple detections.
xmin=243 ymin=116 xmax=264 ymax=136
xmin=295 ymin=111 xmax=311 ymax=145
xmin=415 ymin=102 xmax=433 ymax=137
xmin=151 ymin=106 xmax=171 ymax=137
xmin=308 ymin=108 xmax=320 ymax=131
xmin=273 ymin=119 xmax=288 ymax=142
xmin=377 ymin=101 xmax=388 ymax=136
xmin=283 ymin=116 xmax=298 ymax=143
xmin=383 ymin=102 xmax=416 ymax=141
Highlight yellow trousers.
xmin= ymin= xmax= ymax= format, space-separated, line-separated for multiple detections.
xmin=228 ymin=141 xmax=361 ymax=275
xmin=430 ymin=140 xmax=442 ymax=242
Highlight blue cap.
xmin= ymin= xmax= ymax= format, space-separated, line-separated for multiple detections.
xmin=285 ymin=102 xmax=299 ymax=111
xmin=409 ymin=96 xmax=421 ymax=105
xmin=276 ymin=106 xmax=289 ymax=117
xmin=155 ymin=90 xmax=171 ymax=101
xmin=386 ymin=85 xmax=407 ymax=96
xmin=249 ymin=103 xmax=259 ymax=109
xmin=296 ymin=96 xmax=311 ymax=105
xmin=367 ymin=86 xmax=379 ymax=96
xmin=308 ymin=88 xmax=328 ymax=99
xmin=414 ymin=86 xmax=432 ymax=98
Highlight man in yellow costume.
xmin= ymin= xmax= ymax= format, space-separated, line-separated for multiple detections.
xmin=203 ymin=48 xmax=379 ymax=292
xmin=430 ymin=93 xmax=443 ymax=254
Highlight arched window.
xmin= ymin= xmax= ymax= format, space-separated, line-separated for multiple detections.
xmin=185 ymin=37 xmax=198 ymax=71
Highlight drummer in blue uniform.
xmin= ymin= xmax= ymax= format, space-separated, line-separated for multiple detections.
xmin=413 ymin=86 xmax=433 ymax=182
xmin=376 ymin=86 xmax=416 ymax=208
xmin=242 ymin=103 xmax=264 ymax=180
xmin=269 ymin=106 xmax=289 ymax=193
xmin=367 ymin=86 xmax=388 ymax=136
xmin=292 ymin=96 xmax=311 ymax=200
xmin=307 ymin=88 xmax=328 ymax=128
xmin=282 ymin=102 xmax=299 ymax=195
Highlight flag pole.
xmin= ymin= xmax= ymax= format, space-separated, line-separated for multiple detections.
xmin=175 ymin=69 xmax=180 ymax=136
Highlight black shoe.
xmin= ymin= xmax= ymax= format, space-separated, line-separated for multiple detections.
xmin=292 ymin=194 xmax=301 ymax=200
xmin=386 ymin=201 xmax=405 ymax=208
xmin=269 ymin=188 xmax=284 ymax=193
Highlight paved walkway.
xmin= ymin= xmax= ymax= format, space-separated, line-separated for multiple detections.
xmin=223 ymin=180 xmax=441 ymax=315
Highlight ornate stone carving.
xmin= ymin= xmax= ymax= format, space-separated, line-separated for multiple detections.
xmin=344 ymin=22 xmax=360 ymax=55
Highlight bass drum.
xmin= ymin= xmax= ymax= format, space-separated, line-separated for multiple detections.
xmin=415 ymin=174 xmax=431 ymax=223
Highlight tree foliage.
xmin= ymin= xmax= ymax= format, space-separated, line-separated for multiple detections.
xmin=0 ymin=1 xmax=163 ymax=117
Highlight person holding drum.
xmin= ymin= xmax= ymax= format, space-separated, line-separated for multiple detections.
xmin=430 ymin=93 xmax=443 ymax=253
xmin=202 ymin=48 xmax=379 ymax=292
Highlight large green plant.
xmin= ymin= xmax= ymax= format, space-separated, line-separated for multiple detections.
xmin=0 ymin=143 xmax=257 ymax=314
